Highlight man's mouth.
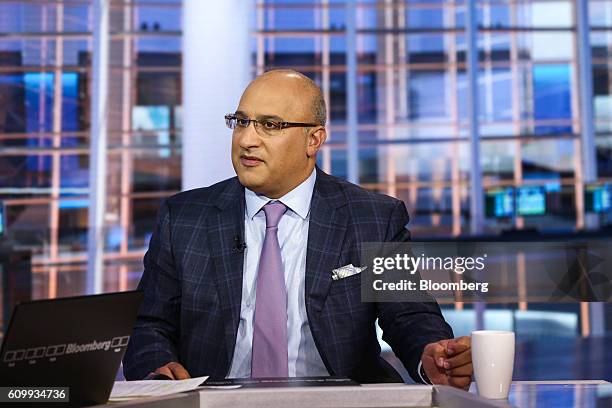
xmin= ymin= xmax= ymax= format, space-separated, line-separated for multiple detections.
xmin=240 ymin=155 xmax=264 ymax=167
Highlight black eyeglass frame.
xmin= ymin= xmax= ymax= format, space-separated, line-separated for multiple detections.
xmin=225 ymin=113 xmax=321 ymax=132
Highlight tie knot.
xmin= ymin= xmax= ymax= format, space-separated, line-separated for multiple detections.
xmin=262 ymin=201 xmax=286 ymax=228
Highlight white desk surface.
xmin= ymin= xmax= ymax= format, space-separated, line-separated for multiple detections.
xmin=93 ymin=380 xmax=612 ymax=408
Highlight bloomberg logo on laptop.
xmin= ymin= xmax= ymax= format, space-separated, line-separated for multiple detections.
xmin=3 ymin=336 xmax=131 ymax=366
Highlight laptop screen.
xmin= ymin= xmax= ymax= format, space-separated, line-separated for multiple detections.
xmin=0 ymin=291 xmax=143 ymax=406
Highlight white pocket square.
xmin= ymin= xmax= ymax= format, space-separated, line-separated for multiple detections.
xmin=331 ymin=264 xmax=367 ymax=281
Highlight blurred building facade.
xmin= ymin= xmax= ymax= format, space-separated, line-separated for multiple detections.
xmin=0 ymin=0 xmax=611 ymax=336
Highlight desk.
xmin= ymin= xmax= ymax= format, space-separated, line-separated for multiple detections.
xmin=508 ymin=381 xmax=611 ymax=408
xmin=94 ymin=380 xmax=612 ymax=408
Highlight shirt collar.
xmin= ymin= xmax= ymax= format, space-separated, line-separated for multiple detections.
xmin=244 ymin=168 xmax=316 ymax=221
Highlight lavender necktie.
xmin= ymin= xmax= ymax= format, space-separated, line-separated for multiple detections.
xmin=251 ymin=201 xmax=289 ymax=378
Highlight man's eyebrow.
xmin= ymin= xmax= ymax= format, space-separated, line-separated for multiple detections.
xmin=233 ymin=111 xmax=284 ymax=121
xmin=257 ymin=114 xmax=284 ymax=121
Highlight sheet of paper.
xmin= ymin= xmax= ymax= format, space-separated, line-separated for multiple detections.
xmin=199 ymin=385 xmax=243 ymax=390
xmin=109 ymin=376 xmax=209 ymax=401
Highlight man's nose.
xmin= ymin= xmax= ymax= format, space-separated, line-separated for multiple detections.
xmin=237 ymin=122 xmax=261 ymax=149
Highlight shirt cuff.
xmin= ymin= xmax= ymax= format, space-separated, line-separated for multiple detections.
xmin=417 ymin=360 xmax=432 ymax=385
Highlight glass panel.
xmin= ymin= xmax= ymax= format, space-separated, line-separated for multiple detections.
xmin=0 ymin=154 xmax=53 ymax=189
xmin=0 ymin=39 xmax=60 ymax=67
xmin=479 ymin=67 xmax=513 ymax=126
xmin=130 ymin=196 xmax=167 ymax=250
xmin=0 ymin=73 xmax=54 ymax=134
xmin=134 ymin=5 xmax=181 ymax=32
xmin=0 ymin=1 xmax=182 ymax=300
xmin=265 ymin=4 xmax=316 ymax=30
xmin=135 ymin=36 xmax=181 ymax=54
xmin=481 ymin=140 xmax=516 ymax=181
xmin=596 ymin=136 xmax=612 ymax=178
xmin=530 ymin=32 xmax=574 ymax=62
xmin=132 ymin=148 xmax=181 ymax=193
xmin=522 ymin=139 xmax=575 ymax=179
xmin=471 ymin=32 xmax=575 ymax=63
xmin=407 ymin=34 xmax=447 ymax=64
xmin=478 ymin=4 xmax=510 ymax=28
xmin=358 ymin=72 xmax=377 ymax=123
xmin=64 ymin=4 xmax=91 ymax=32
xmin=6 ymin=0 xmax=612 ymax=303
xmin=395 ymin=186 xmax=466 ymax=237
xmin=0 ymin=3 xmax=59 ymax=33
xmin=58 ymin=203 xmax=88 ymax=255
xmin=409 ymin=70 xmax=449 ymax=120
xmin=330 ymin=146 xmax=346 ymax=179
xmin=56 ymin=264 xmax=87 ymax=298
xmin=532 ymin=64 xmax=573 ymax=135
xmin=589 ymin=0 xmax=612 ymax=27
xmin=62 ymin=40 xmax=91 ymax=66
xmin=264 ymin=37 xmax=318 ymax=67
xmin=104 ymin=260 xmax=145 ymax=292
xmin=376 ymin=143 xmax=469 ymax=183
xmin=329 ymin=72 xmax=346 ymax=123
xmin=408 ymin=6 xmax=446 ymax=30
xmin=4 ymin=203 xmax=50 ymax=255
xmin=61 ymin=71 xmax=88 ymax=132
xmin=517 ymin=1 xmax=573 ymax=29
xmin=593 ymin=63 xmax=612 ymax=132
xmin=521 ymin=184 xmax=577 ymax=230
xmin=60 ymin=153 xmax=88 ymax=189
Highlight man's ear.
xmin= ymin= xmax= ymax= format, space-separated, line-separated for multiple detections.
xmin=306 ymin=127 xmax=327 ymax=158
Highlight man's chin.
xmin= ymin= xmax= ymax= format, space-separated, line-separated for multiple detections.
xmin=237 ymin=173 xmax=267 ymax=192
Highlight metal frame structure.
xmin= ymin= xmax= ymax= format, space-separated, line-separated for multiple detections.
xmin=86 ymin=0 xmax=110 ymax=295
xmin=0 ymin=0 xmax=608 ymax=335
xmin=251 ymin=0 xmax=604 ymax=335
xmin=346 ymin=0 xmax=359 ymax=184
xmin=575 ymin=0 xmax=604 ymax=337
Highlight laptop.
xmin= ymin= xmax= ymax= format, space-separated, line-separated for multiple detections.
xmin=0 ymin=290 xmax=143 ymax=406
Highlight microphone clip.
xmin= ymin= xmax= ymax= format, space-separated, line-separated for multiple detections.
xmin=233 ymin=235 xmax=247 ymax=253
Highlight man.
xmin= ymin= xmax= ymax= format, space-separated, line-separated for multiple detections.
xmin=123 ymin=70 xmax=472 ymax=388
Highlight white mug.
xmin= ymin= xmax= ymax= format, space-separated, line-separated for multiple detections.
xmin=471 ymin=330 xmax=515 ymax=399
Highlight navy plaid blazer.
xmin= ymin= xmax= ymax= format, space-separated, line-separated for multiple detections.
xmin=123 ymin=167 xmax=453 ymax=383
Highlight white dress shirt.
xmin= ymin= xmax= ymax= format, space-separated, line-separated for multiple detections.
xmin=227 ymin=169 xmax=329 ymax=378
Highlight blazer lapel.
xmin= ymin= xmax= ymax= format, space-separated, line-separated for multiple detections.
xmin=207 ymin=178 xmax=245 ymax=369
xmin=305 ymin=168 xmax=349 ymax=317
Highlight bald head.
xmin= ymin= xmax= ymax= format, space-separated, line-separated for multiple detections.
xmin=247 ymin=69 xmax=327 ymax=126
xmin=231 ymin=69 xmax=328 ymax=198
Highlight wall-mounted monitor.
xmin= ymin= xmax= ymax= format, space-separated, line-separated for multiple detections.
xmin=516 ymin=186 xmax=546 ymax=216
xmin=585 ymin=183 xmax=611 ymax=213
xmin=485 ymin=187 xmax=514 ymax=218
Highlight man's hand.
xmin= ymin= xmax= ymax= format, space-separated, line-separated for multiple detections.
xmin=421 ymin=336 xmax=472 ymax=390
xmin=146 ymin=362 xmax=191 ymax=380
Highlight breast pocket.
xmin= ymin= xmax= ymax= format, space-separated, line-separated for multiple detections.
xmin=329 ymin=272 xmax=362 ymax=296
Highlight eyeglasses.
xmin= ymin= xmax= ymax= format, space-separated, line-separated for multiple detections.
xmin=225 ymin=114 xmax=320 ymax=136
